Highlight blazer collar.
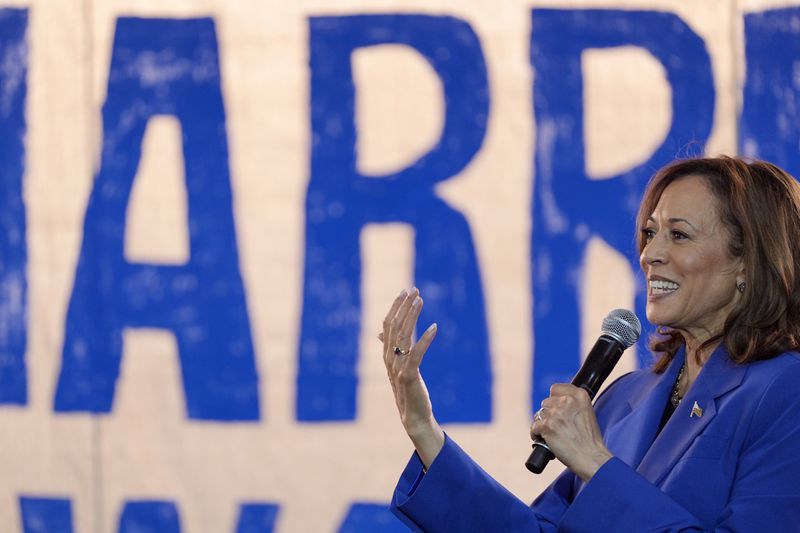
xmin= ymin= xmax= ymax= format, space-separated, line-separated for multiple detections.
xmin=636 ymin=343 xmax=746 ymax=485
xmin=601 ymin=344 xmax=746 ymax=485
xmin=602 ymin=349 xmax=684 ymax=469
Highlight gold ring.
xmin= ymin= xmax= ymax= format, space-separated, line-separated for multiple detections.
xmin=393 ymin=346 xmax=409 ymax=356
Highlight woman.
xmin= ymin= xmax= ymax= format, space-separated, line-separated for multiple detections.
xmin=381 ymin=156 xmax=800 ymax=531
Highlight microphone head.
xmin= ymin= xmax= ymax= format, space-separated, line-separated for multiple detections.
xmin=601 ymin=309 xmax=641 ymax=348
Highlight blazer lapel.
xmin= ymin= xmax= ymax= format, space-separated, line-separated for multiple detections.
xmin=603 ymin=350 xmax=686 ymax=468
xmin=636 ymin=345 xmax=746 ymax=486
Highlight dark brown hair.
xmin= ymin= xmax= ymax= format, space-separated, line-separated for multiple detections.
xmin=637 ymin=156 xmax=800 ymax=372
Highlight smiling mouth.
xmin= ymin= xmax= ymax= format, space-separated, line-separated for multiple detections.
xmin=650 ymin=279 xmax=680 ymax=295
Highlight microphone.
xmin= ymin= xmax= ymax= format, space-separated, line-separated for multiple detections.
xmin=525 ymin=309 xmax=641 ymax=474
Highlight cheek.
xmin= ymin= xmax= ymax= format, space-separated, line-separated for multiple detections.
xmin=681 ymin=254 xmax=739 ymax=305
xmin=677 ymin=248 xmax=724 ymax=279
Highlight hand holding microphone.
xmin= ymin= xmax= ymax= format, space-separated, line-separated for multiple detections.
xmin=526 ymin=309 xmax=641 ymax=478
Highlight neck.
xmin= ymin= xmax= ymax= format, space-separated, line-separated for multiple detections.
xmin=684 ymin=338 xmax=716 ymax=364
xmin=680 ymin=335 xmax=721 ymax=394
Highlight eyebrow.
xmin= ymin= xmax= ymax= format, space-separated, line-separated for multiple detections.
xmin=647 ymin=216 xmax=698 ymax=231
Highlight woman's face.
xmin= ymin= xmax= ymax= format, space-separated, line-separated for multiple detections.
xmin=640 ymin=175 xmax=744 ymax=342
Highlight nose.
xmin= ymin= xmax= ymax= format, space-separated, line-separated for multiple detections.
xmin=640 ymin=233 xmax=667 ymax=268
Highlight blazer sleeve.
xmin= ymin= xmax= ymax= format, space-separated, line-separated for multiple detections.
xmin=388 ymin=373 xmax=634 ymax=532
xmin=390 ymin=434 xmax=578 ymax=532
xmin=559 ymin=366 xmax=800 ymax=532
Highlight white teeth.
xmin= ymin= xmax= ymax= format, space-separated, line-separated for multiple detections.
xmin=650 ymin=279 xmax=679 ymax=293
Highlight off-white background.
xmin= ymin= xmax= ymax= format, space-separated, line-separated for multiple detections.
xmin=0 ymin=0 xmax=781 ymax=531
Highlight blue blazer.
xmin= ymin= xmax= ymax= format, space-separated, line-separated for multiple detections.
xmin=390 ymin=346 xmax=800 ymax=531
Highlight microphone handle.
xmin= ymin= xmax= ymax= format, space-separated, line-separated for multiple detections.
xmin=525 ymin=436 xmax=555 ymax=474
xmin=525 ymin=335 xmax=625 ymax=474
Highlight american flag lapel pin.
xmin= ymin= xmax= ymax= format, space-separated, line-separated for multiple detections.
xmin=690 ymin=401 xmax=703 ymax=418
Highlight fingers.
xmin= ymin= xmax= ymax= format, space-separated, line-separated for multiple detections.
xmin=397 ymin=294 xmax=423 ymax=350
xmin=409 ymin=322 xmax=438 ymax=365
xmin=383 ymin=287 xmax=418 ymax=345
xmin=392 ymin=289 xmax=419 ymax=349
xmin=383 ymin=289 xmax=408 ymax=333
xmin=537 ymin=386 xmax=589 ymax=421
xmin=530 ymin=408 xmax=546 ymax=440
xmin=531 ymin=384 xmax=592 ymax=440
xmin=549 ymin=383 xmax=590 ymax=402
xmin=382 ymin=288 xmax=423 ymax=371
xmin=393 ymin=322 xmax=437 ymax=388
xmin=531 ymin=385 xmax=570 ymax=439
xmin=383 ymin=288 xmax=412 ymax=361
xmin=380 ymin=288 xmax=439 ymax=374
xmin=383 ymin=289 xmax=408 ymax=353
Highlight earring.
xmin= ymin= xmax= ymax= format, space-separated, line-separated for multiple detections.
xmin=737 ymin=281 xmax=746 ymax=293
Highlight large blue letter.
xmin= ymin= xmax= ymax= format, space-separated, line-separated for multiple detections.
xmin=0 ymin=8 xmax=28 ymax=405
xmin=742 ymin=7 xmax=800 ymax=176
xmin=119 ymin=501 xmax=180 ymax=533
xmin=20 ymin=497 xmax=74 ymax=533
xmin=54 ymin=18 xmax=259 ymax=420
xmin=338 ymin=503 xmax=407 ymax=533
xmin=299 ymin=15 xmax=491 ymax=422
xmin=530 ymin=10 xmax=714 ymax=408
xmin=235 ymin=503 xmax=280 ymax=533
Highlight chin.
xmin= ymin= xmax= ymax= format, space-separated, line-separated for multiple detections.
xmin=645 ymin=305 xmax=664 ymax=325
xmin=645 ymin=308 xmax=677 ymax=330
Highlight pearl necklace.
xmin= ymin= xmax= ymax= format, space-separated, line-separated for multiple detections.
xmin=670 ymin=363 xmax=686 ymax=408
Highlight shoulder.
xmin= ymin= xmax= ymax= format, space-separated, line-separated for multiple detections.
xmin=741 ymin=350 xmax=800 ymax=392
xmin=739 ymin=351 xmax=800 ymax=442
xmin=749 ymin=349 xmax=800 ymax=369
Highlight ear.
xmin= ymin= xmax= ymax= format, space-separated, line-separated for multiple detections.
xmin=735 ymin=258 xmax=746 ymax=292
xmin=736 ymin=258 xmax=746 ymax=283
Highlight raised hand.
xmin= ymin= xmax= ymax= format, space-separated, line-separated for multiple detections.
xmin=381 ymin=288 xmax=444 ymax=467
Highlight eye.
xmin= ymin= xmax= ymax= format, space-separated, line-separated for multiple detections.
xmin=642 ymin=228 xmax=656 ymax=242
xmin=671 ymin=230 xmax=688 ymax=240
